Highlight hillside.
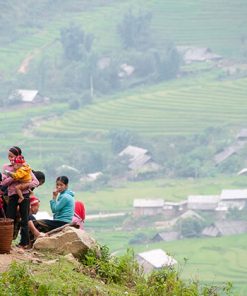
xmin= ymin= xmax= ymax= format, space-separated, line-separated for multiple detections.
xmin=0 ymin=0 xmax=247 ymax=76
xmin=0 ymin=241 xmax=236 ymax=296
xmin=0 ymin=0 xmax=247 ymax=165
xmin=0 ymin=2 xmax=247 ymax=295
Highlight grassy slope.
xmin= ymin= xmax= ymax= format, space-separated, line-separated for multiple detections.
xmin=151 ymin=0 xmax=247 ymax=57
xmin=88 ymin=228 xmax=247 ymax=294
xmin=1 ymin=2 xmax=247 ymax=293
xmin=1 ymin=0 xmax=247 ymax=75
xmin=131 ymin=234 xmax=247 ymax=295
xmin=0 ymin=0 xmax=246 ymax=164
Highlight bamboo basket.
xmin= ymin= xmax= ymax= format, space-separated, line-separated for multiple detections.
xmin=0 ymin=218 xmax=14 ymax=254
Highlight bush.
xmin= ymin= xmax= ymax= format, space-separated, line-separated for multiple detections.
xmin=0 ymin=251 xmax=234 ymax=296
xmin=178 ymin=218 xmax=204 ymax=238
xmin=79 ymin=245 xmax=141 ymax=286
xmin=69 ymin=98 xmax=80 ymax=110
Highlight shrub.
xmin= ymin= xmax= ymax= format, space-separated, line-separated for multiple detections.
xmin=79 ymin=245 xmax=141 ymax=286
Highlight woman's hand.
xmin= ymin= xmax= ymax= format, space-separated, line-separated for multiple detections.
xmin=52 ymin=189 xmax=59 ymax=199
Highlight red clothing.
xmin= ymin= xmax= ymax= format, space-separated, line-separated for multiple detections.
xmin=72 ymin=201 xmax=86 ymax=230
xmin=74 ymin=200 xmax=86 ymax=220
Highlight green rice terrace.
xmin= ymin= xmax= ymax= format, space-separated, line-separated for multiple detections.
xmin=0 ymin=0 xmax=246 ymax=76
xmin=0 ymin=73 xmax=246 ymax=165
xmin=1 ymin=0 xmax=247 ymax=295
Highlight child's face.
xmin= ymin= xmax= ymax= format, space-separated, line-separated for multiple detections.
xmin=8 ymin=151 xmax=16 ymax=164
xmin=31 ymin=204 xmax=39 ymax=215
xmin=56 ymin=180 xmax=67 ymax=193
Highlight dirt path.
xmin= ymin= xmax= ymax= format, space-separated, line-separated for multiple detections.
xmin=0 ymin=248 xmax=36 ymax=273
xmin=18 ymin=39 xmax=58 ymax=74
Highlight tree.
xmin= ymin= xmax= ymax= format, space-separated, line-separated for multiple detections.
xmin=152 ymin=46 xmax=181 ymax=81
xmin=109 ymin=129 xmax=139 ymax=153
xmin=60 ymin=24 xmax=94 ymax=61
xmin=117 ymin=9 xmax=152 ymax=50
xmin=179 ymin=218 xmax=204 ymax=238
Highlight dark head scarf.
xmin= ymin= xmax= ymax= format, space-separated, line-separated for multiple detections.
xmin=9 ymin=146 xmax=22 ymax=156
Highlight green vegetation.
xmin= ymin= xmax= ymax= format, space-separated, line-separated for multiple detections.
xmin=131 ymin=234 xmax=247 ymax=295
xmin=0 ymin=247 xmax=234 ymax=296
xmin=0 ymin=1 xmax=247 ymax=294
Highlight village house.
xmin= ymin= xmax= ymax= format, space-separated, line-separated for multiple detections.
xmin=214 ymin=128 xmax=247 ymax=165
xmin=118 ymin=145 xmax=161 ymax=177
xmin=202 ymin=221 xmax=247 ymax=237
xmin=236 ymin=128 xmax=247 ymax=142
xmin=80 ymin=171 xmax=103 ymax=183
xmin=133 ymin=199 xmax=164 ymax=218
xmin=136 ymin=249 xmax=177 ymax=273
xmin=176 ymin=46 xmax=222 ymax=64
xmin=218 ymin=189 xmax=247 ymax=210
xmin=187 ymin=195 xmax=220 ymax=211
xmin=214 ymin=142 xmax=246 ymax=165
xmin=174 ymin=210 xmax=204 ymax=223
xmin=151 ymin=231 xmax=180 ymax=243
xmin=8 ymin=89 xmax=48 ymax=104
xmin=163 ymin=200 xmax=187 ymax=219
xmin=154 ymin=209 xmax=204 ymax=231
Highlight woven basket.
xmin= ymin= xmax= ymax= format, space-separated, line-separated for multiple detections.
xmin=0 ymin=218 xmax=14 ymax=254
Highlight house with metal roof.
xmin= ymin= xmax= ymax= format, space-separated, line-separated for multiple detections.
xmin=176 ymin=46 xmax=222 ymax=64
xmin=151 ymin=231 xmax=180 ymax=243
xmin=214 ymin=142 xmax=246 ymax=165
xmin=202 ymin=221 xmax=247 ymax=237
xmin=174 ymin=210 xmax=204 ymax=222
xmin=236 ymin=128 xmax=247 ymax=141
xmin=133 ymin=199 xmax=164 ymax=217
xmin=136 ymin=249 xmax=177 ymax=273
xmin=8 ymin=89 xmax=47 ymax=104
xmin=219 ymin=189 xmax=247 ymax=210
xmin=187 ymin=195 xmax=220 ymax=210
xmin=163 ymin=200 xmax=187 ymax=219
xmin=118 ymin=145 xmax=161 ymax=174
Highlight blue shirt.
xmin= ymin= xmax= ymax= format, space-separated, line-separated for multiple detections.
xmin=50 ymin=189 xmax=75 ymax=223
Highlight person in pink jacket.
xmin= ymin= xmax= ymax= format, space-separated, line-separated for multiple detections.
xmin=1 ymin=146 xmax=39 ymax=249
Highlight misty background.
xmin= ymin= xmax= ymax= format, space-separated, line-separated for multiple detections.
xmin=0 ymin=1 xmax=247 ymax=293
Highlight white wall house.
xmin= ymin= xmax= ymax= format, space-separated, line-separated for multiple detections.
xmin=136 ymin=249 xmax=177 ymax=273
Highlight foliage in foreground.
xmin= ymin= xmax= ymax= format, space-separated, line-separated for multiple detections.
xmin=0 ymin=247 xmax=234 ymax=296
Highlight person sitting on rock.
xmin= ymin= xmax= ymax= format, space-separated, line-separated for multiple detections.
xmin=72 ymin=200 xmax=86 ymax=230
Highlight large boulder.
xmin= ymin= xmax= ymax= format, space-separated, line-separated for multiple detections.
xmin=33 ymin=226 xmax=99 ymax=257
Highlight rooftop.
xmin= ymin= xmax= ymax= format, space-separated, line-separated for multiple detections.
xmin=137 ymin=249 xmax=177 ymax=268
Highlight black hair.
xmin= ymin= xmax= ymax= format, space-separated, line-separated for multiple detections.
xmin=9 ymin=146 xmax=22 ymax=156
xmin=56 ymin=176 xmax=69 ymax=185
xmin=32 ymin=170 xmax=46 ymax=184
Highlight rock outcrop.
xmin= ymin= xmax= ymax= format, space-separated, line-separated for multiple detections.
xmin=33 ymin=226 xmax=99 ymax=257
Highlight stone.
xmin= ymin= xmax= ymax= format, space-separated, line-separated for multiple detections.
xmin=33 ymin=226 xmax=99 ymax=257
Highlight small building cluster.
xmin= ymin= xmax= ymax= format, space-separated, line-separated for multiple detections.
xmin=133 ymin=189 xmax=247 ymax=242
xmin=133 ymin=189 xmax=247 ymax=218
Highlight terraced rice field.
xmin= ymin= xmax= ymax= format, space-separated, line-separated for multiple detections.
xmin=152 ymin=0 xmax=247 ymax=56
xmin=34 ymin=77 xmax=247 ymax=138
xmin=151 ymin=234 xmax=247 ymax=295
xmin=0 ymin=0 xmax=246 ymax=75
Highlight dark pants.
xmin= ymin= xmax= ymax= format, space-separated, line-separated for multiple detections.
xmin=6 ymin=193 xmax=30 ymax=246
xmin=34 ymin=219 xmax=68 ymax=233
